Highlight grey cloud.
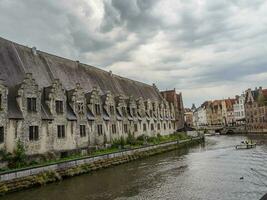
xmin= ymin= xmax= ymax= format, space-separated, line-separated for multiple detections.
xmin=0 ymin=0 xmax=267 ymax=107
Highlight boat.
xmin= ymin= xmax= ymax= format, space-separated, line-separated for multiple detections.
xmin=235 ymin=141 xmax=256 ymax=150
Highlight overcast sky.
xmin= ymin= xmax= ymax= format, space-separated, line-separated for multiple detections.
xmin=1 ymin=0 xmax=267 ymax=107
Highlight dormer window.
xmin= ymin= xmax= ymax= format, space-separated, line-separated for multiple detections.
xmin=95 ymin=104 xmax=101 ymax=115
xmin=122 ymin=107 xmax=127 ymax=117
xmin=55 ymin=100 xmax=63 ymax=114
xmin=110 ymin=105 xmax=115 ymax=115
xmin=27 ymin=97 xmax=37 ymax=112
xmin=77 ymin=102 xmax=84 ymax=114
xmin=132 ymin=108 xmax=137 ymax=117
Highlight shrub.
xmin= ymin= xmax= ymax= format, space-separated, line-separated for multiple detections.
xmin=126 ymin=133 xmax=137 ymax=145
xmin=9 ymin=140 xmax=27 ymax=169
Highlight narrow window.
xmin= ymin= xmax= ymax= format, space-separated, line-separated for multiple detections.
xmin=112 ymin=124 xmax=116 ymax=134
xmin=95 ymin=104 xmax=101 ymax=115
xmin=143 ymin=124 xmax=147 ymax=131
xmin=110 ymin=105 xmax=114 ymax=115
xmin=134 ymin=124 xmax=138 ymax=132
xmin=80 ymin=125 xmax=86 ymax=137
xmin=151 ymin=124 xmax=154 ymax=131
xmin=122 ymin=107 xmax=127 ymax=117
xmin=57 ymin=125 xmax=65 ymax=138
xmin=56 ymin=100 xmax=63 ymax=114
xmin=77 ymin=102 xmax=84 ymax=114
xmin=164 ymin=123 xmax=166 ymax=130
xmin=97 ymin=124 xmax=103 ymax=136
xmin=0 ymin=127 xmax=4 ymax=143
xmin=27 ymin=97 xmax=37 ymax=112
xmin=157 ymin=123 xmax=160 ymax=130
xmin=29 ymin=126 xmax=39 ymax=141
xmin=124 ymin=124 xmax=128 ymax=133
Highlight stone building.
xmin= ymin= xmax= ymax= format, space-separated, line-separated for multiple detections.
xmin=0 ymin=37 xmax=177 ymax=156
xmin=184 ymin=108 xmax=193 ymax=127
xmin=160 ymin=89 xmax=184 ymax=130
xmin=244 ymin=87 xmax=267 ymax=133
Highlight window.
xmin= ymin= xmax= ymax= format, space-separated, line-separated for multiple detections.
xmin=169 ymin=123 xmax=171 ymax=129
xmin=29 ymin=126 xmax=39 ymax=141
xmin=143 ymin=124 xmax=147 ymax=132
xmin=122 ymin=107 xmax=127 ymax=117
xmin=57 ymin=125 xmax=65 ymax=138
xmin=151 ymin=124 xmax=154 ymax=131
xmin=164 ymin=123 xmax=166 ymax=130
xmin=112 ymin=124 xmax=116 ymax=134
xmin=110 ymin=105 xmax=115 ymax=115
xmin=157 ymin=123 xmax=160 ymax=130
xmin=95 ymin=104 xmax=101 ymax=115
xmin=134 ymin=124 xmax=138 ymax=132
xmin=132 ymin=108 xmax=137 ymax=117
xmin=123 ymin=124 xmax=128 ymax=133
xmin=80 ymin=125 xmax=86 ymax=137
xmin=97 ymin=124 xmax=103 ymax=136
xmin=27 ymin=97 xmax=37 ymax=112
xmin=55 ymin=100 xmax=63 ymax=114
xmin=0 ymin=127 xmax=4 ymax=143
xmin=77 ymin=102 xmax=84 ymax=114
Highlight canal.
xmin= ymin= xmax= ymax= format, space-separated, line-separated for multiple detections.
xmin=2 ymin=135 xmax=267 ymax=200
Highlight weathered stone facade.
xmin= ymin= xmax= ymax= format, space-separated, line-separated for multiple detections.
xmin=245 ymin=87 xmax=267 ymax=132
xmin=0 ymin=37 xmax=180 ymax=156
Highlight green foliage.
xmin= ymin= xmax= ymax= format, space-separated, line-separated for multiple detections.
xmin=126 ymin=133 xmax=136 ymax=145
xmin=111 ymin=136 xmax=126 ymax=148
xmin=9 ymin=140 xmax=27 ymax=169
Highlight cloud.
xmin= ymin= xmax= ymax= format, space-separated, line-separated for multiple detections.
xmin=0 ymin=0 xmax=267 ymax=107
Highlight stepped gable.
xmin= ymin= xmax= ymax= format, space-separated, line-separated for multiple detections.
xmin=0 ymin=37 xmax=163 ymax=119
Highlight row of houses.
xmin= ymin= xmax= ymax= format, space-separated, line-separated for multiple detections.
xmin=191 ymin=87 xmax=267 ymax=133
xmin=0 ymin=37 xmax=184 ymax=156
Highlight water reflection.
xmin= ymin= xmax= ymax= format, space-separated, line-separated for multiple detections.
xmin=2 ymin=135 xmax=267 ymax=200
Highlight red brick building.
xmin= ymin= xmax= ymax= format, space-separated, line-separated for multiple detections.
xmin=245 ymin=87 xmax=267 ymax=132
xmin=161 ymin=89 xmax=184 ymax=130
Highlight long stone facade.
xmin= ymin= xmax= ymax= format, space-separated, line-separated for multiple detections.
xmin=0 ymin=37 xmax=181 ymax=156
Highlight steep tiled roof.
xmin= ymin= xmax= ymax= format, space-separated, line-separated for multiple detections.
xmin=0 ymin=37 xmax=164 ymax=118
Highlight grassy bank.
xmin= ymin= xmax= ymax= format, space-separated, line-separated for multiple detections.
xmin=0 ymin=132 xmax=192 ymax=174
xmin=0 ymin=136 xmax=203 ymax=195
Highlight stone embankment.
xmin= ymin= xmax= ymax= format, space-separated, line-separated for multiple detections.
xmin=0 ymin=136 xmax=204 ymax=195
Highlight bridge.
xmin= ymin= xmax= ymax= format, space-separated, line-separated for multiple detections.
xmin=196 ymin=125 xmax=246 ymax=135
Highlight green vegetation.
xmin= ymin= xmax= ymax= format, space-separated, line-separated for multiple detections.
xmin=0 ymin=132 xmax=192 ymax=173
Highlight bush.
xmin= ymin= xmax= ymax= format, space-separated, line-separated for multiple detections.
xmin=8 ymin=140 xmax=27 ymax=169
xmin=126 ymin=133 xmax=137 ymax=145
xmin=112 ymin=136 xmax=126 ymax=148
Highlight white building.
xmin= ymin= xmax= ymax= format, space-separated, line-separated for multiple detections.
xmin=193 ymin=102 xmax=208 ymax=128
xmin=233 ymin=93 xmax=246 ymax=124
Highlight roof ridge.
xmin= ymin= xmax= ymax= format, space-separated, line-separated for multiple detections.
xmin=0 ymin=36 xmax=155 ymax=89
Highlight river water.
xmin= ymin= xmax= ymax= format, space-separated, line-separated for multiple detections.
xmin=2 ymin=135 xmax=267 ymax=200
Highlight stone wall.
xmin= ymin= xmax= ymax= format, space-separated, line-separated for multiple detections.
xmin=0 ymin=136 xmax=203 ymax=195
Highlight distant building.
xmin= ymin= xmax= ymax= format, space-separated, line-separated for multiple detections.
xmin=233 ymin=94 xmax=246 ymax=124
xmin=222 ymin=98 xmax=235 ymax=126
xmin=244 ymin=87 xmax=267 ymax=133
xmin=184 ymin=108 xmax=193 ymax=127
xmin=160 ymin=89 xmax=185 ymax=130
